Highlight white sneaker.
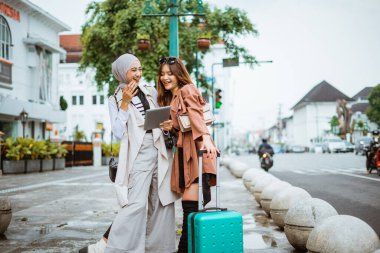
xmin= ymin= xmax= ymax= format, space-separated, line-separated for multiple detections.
xmin=88 ymin=239 xmax=107 ymax=253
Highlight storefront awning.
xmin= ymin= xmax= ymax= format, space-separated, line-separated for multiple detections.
xmin=23 ymin=37 xmax=66 ymax=55
xmin=0 ymin=96 xmax=66 ymax=123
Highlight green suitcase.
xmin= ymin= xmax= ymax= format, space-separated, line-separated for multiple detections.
xmin=188 ymin=151 xmax=244 ymax=253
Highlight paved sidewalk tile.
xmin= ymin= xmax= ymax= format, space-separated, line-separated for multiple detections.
xmin=0 ymin=165 xmax=294 ymax=252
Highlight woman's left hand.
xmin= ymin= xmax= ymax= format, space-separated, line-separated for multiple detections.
xmin=160 ymin=120 xmax=173 ymax=132
xmin=201 ymin=135 xmax=219 ymax=158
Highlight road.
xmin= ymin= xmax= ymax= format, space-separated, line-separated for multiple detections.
xmin=238 ymin=152 xmax=380 ymax=236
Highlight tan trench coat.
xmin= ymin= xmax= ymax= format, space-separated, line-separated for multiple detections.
xmin=170 ymin=83 xmax=216 ymax=194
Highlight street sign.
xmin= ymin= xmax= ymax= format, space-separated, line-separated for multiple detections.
xmin=223 ymin=58 xmax=239 ymax=67
xmin=213 ymin=122 xmax=225 ymax=128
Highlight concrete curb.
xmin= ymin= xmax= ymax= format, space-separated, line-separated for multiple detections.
xmin=223 ymin=156 xmax=380 ymax=252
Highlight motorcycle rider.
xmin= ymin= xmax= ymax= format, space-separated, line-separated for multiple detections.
xmin=258 ymin=138 xmax=274 ymax=157
xmin=366 ymin=129 xmax=380 ymax=174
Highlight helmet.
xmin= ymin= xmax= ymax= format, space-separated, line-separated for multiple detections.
xmin=372 ymin=129 xmax=380 ymax=137
xmin=262 ymin=138 xmax=268 ymax=143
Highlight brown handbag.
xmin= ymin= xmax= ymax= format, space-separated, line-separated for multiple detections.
xmin=177 ymin=104 xmax=215 ymax=132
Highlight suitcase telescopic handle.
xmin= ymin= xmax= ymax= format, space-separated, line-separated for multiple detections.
xmin=199 ymin=207 xmax=227 ymax=212
xmin=198 ymin=149 xmax=221 ymax=210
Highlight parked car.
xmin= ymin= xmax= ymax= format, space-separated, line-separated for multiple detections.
xmin=322 ymin=137 xmax=346 ymax=153
xmin=354 ymin=137 xmax=372 ymax=155
xmin=343 ymin=141 xmax=355 ymax=153
xmin=310 ymin=143 xmax=323 ymax=153
xmin=289 ymin=145 xmax=307 ymax=153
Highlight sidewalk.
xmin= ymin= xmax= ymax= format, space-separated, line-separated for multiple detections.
xmin=0 ymin=164 xmax=294 ymax=252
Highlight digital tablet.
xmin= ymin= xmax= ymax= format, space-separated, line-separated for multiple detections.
xmin=144 ymin=106 xmax=171 ymax=130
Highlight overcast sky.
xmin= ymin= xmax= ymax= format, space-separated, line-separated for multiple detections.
xmin=30 ymin=0 xmax=380 ymax=132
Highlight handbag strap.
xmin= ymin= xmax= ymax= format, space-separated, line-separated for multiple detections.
xmin=111 ymin=95 xmax=119 ymax=156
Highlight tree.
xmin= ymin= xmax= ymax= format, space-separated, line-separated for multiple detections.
xmin=330 ymin=115 xmax=339 ymax=134
xmin=59 ymin=96 xmax=68 ymax=111
xmin=367 ymin=84 xmax=380 ymax=126
xmin=80 ymin=0 xmax=258 ymax=94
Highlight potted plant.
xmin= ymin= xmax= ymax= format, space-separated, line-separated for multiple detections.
xmin=101 ymin=142 xmax=111 ymax=165
xmin=137 ymin=33 xmax=151 ymax=51
xmin=54 ymin=143 xmax=67 ymax=170
xmin=28 ymin=139 xmax=44 ymax=173
xmin=101 ymin=142 xmax=120 ymax=165
xmin=197 ymin=32 xmax=211 ymax=50
xmin=40 ymin=141 xmax=55 ymax=171
xmin=2 ymin=137 xmax=29 ymax=174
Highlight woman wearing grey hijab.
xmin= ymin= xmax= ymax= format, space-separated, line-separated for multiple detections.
xmin=80 ymin=54 xmax=180 ymax=253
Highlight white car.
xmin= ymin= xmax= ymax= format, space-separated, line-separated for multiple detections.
xmin=322 ymin=138 xmax=346 ymax=153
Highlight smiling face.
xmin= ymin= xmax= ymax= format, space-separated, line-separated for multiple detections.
xmin=160 ymin=64 xmax=179 ymax=94
xmin=125 ymin=60 xmax=142 ymax=83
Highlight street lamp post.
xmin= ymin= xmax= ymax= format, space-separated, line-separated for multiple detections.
xmin=143 ymin=0 xmax=205 ymax=57
xmin=19 ymin=109 xmax=29 ymax=138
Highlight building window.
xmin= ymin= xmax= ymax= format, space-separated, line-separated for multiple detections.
xmin=100 ymin=95 xmax=104 ymax=104
xmin=0 ymin=16 xmax=12 ymax=60
xmin=92 ymin=95 xmax=97 ymax=105
xmin=72 ymin=96 xmax=77 ymax=105
xmin=79 ymin=95 xmax=84 ymax=105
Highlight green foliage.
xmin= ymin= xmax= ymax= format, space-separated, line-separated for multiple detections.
xmin=73 ymin=130 xmax=87 ymax=142
xmin=366 ymin=84 xmax=380 ymax=126
xmin=60 ymin=96 xmax=68 ymax=111
xmin=80 ymin=0 xmax=258 ymax=94
xmin=3 ymin=137 xmax=68 ymax=160
xmin=330 ymin=115 xmax=339 ymax=134
xmin=101 ymin=142 xmax=120 ymax=157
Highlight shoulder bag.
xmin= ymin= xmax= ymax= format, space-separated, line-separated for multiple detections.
xmin=178 ymin=103 xmax=215 ymax=133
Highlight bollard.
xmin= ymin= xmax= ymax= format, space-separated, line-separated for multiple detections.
xmin=270 ymin=187 xmax=311 ymax=230
xmin=284 ymin=198 xmax=338 ymax=250
xmin=230 ymin=161 xmax=249 ymax=178
xmin=249 ymin=173 xmax=274 ymax=194
xmin=242 ymin=168 xmax=264 ymax=190
xmin=0 ymin=197 xmax=12 ymax=234
xmin=253 ymin=176 xmax=279 ymax=205
xmin=92 ymin=133 xmax=102 ymax=166
xmin=306 ymin=215 xmax=380 ymax=253
xmin=260 ymin=181 xmax=291 ymax=215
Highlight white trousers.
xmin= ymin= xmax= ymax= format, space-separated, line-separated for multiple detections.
xmin=105 ymin=134 xmax=176 ymax=253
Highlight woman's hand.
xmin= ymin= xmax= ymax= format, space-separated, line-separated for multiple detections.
xmin=160 ymin=120 xmax=173 ymax=132
xmin=201 ymin=134 xmax=219 ymax=158
xmin=120 ymin=81 xmax=138 ymax=111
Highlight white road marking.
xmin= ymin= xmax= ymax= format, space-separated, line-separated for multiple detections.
xmin=0 ymin=172 xmax=108 ymax=194
xmin=336 ymin=171 xmax=380 ymax=182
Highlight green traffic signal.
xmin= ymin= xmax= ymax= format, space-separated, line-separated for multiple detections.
xmin=215 ymin=89 xmax=222 ymax=109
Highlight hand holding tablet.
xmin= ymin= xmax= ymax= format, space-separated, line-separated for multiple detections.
xmin=144 ymin=106 xmax=171 ymax=130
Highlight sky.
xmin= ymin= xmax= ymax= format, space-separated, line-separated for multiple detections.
xmin=30 ymin=0 xmax=380 ymax=132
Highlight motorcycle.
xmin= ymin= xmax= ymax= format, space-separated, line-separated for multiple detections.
xmin=365 ymin=143 xmax=380 ymax=176
xmin=260 ymin=152 xmax=273 ymax=171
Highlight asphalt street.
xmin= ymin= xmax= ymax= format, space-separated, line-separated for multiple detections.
xmin=239 ymin=152 xmax=380 ymax=236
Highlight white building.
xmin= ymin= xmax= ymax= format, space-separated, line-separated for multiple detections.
xmin=202 ymin=42 xmax=237 ymax=151
xmin=0 ymin=0 xmax=70 ymax=139
xmin=350 ymin=87 xmax=378 ymax=142
xmin=290 ymin=80 xmax=352 ymax=147
xmin=58 ymin=34 xmax=111 ymax=143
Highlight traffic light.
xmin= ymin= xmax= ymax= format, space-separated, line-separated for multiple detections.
xmin=215 ymin=89 xmax=222 ymax=109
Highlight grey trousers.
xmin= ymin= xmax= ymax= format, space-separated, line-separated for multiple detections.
xmin=105 ymin=134 xmax=176 ymax=253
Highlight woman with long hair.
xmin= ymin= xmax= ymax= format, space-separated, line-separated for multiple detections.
xmin=157 ymin=57 xmax=218 ymax=253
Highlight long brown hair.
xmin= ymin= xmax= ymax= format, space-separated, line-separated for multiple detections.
xmin=157 ymin=57 xmax=193 ymax=106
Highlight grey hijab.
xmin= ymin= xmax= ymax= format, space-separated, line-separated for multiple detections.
xmin=112 ymin=54 xmax=140 ymax=88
